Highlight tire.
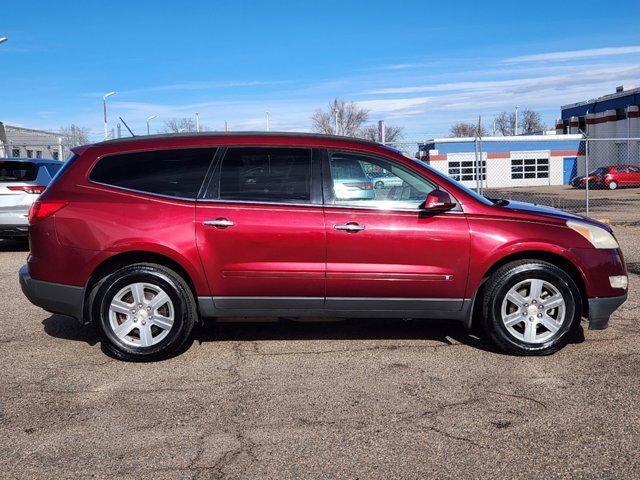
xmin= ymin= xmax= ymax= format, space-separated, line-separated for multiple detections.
xmin=481 ymin=260 xmax=581 ymax=356
xmin=374 ymin=181 xmax=384 ymax=189
xmin=608 ymin=181 xmax=618 ymax=190
xmin=90 ymin=263 xmax=197 ymax=361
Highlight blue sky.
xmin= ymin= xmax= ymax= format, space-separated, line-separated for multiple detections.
xmin=1 ymin=0 xmax=639 ymax=141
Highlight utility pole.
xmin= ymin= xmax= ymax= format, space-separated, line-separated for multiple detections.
xmin=102 ymin=91 xmax=116 ymax=140
xmin=146 ymin=115 xmax=157 ymax=135
xmin=378 ymin=120 xmax=386 ymax=145
xmin=514 ymin=105 xmax=519 ymax=136
xmin=195 ymin=112 xmax=200 ymax=133
xmin=334 ymin=108 xmax=340 ymax=135
xmin=265 ymin=111 xmax=270 ymax=132
xmin=224 ymin=121 xmax=228 ymax=132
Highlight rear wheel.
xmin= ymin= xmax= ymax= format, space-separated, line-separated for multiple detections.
xmin=482 ymin=260 xmax=581 ymax=355
xmin=91 ymin=263 xmax=197 ymax=361
xmin=608 ymin=181 xmax=618 ymax=190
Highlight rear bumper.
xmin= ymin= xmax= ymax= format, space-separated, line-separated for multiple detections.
xmin=588 ymin=293 xmax=627 ymax=330
xmin=19 ymin=265 xmax=85 ymax=322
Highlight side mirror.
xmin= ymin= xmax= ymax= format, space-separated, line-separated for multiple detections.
xmin=421 ymin=190 xmax=456 ymax=214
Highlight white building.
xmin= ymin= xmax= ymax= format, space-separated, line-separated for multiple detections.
xmin=417 ymin=135 xmax=585 ymax=189
xmin=0 ymin=122 xmax=64 ymax=160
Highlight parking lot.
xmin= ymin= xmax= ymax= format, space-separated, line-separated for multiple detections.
xmin=0 ymin=223 xmax=638 ymax=479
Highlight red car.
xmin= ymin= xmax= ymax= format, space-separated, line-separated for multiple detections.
xmin=20 ymin=133 xmax=628 ymax=360
xmin=571 ymin=165 xmax=640 ymax=190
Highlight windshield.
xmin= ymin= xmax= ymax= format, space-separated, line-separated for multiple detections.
xmin=412 ymin=158 xmax=494 ymax=206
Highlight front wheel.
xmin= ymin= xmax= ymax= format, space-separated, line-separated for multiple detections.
xmin=90 ymin=263 xmax=197 ymax=361
xmin=608 ymin=181 xmax=618 ymax=190
xmin=481 ymin=260 xmax=581 ymax=355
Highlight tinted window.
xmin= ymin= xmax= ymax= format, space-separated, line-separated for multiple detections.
xmin=90 ymin=148 xmax=215 ymax=198
xmin=217 ymin=147 xmax=312 ymax=202
xmin=0 ymin=161 xmax=37 ymax=182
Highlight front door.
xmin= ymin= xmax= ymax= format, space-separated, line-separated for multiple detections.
xmin=323 ymin=150 xmax=470 ymax=312
xmin=195 ymin=146 xmax=325 ymax=311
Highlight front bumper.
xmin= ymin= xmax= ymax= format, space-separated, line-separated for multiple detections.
xmin=19 ymin=265 xmax=85 ymax=322
xmin=588 ymin=293 xmax=627 ymax=330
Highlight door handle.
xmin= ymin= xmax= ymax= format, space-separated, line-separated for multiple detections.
xmin=334 ymin=222 xmax=365 ymax=233
xmin=204 ymin=218 xmax=235 ymax=229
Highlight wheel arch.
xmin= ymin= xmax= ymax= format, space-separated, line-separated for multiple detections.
xmin=468 ymin=249 xmax=588 ymax=329
xmin=82 ymin=250 xmax=201 ymax=324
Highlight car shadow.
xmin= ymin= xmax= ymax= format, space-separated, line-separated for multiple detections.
xmin=0 ymin=238 xmax=30 ymax=252
xmin=41 ymin=314 xmax=585 ymax=358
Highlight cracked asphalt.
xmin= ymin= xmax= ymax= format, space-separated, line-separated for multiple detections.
xmin=1 ymin=226 xmax=639 ymax=479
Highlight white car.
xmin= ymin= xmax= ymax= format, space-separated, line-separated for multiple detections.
xmin=0 ymin=157 xmax=63 ymax=239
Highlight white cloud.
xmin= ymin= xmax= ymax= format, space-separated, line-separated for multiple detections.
xmin=503 ymin=45 xmax=640 ymax=63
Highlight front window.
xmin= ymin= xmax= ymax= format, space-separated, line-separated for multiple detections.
xmin=328 ymin=151 xmax=437 ymax=210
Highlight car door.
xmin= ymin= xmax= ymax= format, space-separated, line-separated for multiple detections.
xmin=195 ymin=146 xmax=325 ymax=311
xmin=322 ymin=149 xmax=471 ymax=313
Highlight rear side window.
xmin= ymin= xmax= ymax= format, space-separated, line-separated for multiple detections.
xmin=216 ymin=147 xmax=312 ymax=203
xmin=90 ymin=148 xmax=216 ymax=199
xmin=0 ymin=161 xmax=37 ymax=182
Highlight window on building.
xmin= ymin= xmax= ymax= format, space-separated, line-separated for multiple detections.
xmin=616 ymin=108 xmax=627 ymax=120
xmin=26 ymin=150 xmax=33 ymax=158
xmin=11 ymin=148 xmax=20 ymax=158
xmin=511 ymin=158 xmax=549 ymax=179
xmin=217 ymin=147 xmax=312 ymax=203
xmin=90 ymin=148 xmax=216 ymax=198
xmin=448 ymin=159 xmax=486 ymax=182
xmin=52 ymin=151 xmax=59 ymax=160
xmin=36 ymin=150 xmax=42 ymax=159
xmin=578 ymin=116 xmax=587 ymax=133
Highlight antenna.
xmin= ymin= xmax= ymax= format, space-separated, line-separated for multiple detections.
xmin=119 ymin=117 xmax=136 ymax=137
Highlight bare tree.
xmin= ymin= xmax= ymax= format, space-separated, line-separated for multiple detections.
xmin=311 ymin=99 xmax=369 ymax=137
xmin=494 ymin=112 xmax=516 ymax=136
xmin=494 ymin=109 xmax=545 ymax=135
xmin=520 ymin=109 xmax=545 ymax=134
xmin=161 ymin=117 xmax=197 ymax=133
xmin=59 ymin=124 xmax=91 ymax=148
xmin=449 ymin=122 xmax=487 ymax=137
xmin=359 ymin=124 xmax=404 ymax=145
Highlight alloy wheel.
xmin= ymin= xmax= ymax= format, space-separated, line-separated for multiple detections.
xmin=108 ymin=282 xmax=175 ymax=348
xmin=500 ymin=278 xmax=566 ymax=344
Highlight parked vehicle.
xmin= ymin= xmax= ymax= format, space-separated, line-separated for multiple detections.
xmin=571 ymin=165 xmax=640 ymax=190
xmin=0 ymin=157 xmax=63 ymax=239
xmin=368 ymin=171 xmax=404 ymax=189
xmin=331 ymin=156 xmax=375 ymax=200
xmin=20 ymin=133 xmax=627 ymax=361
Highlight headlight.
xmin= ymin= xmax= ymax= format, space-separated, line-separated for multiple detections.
xmin=566 ymin=220 xmax=619 ymax=249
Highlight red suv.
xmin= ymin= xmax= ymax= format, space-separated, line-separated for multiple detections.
xmin=20 ymin=133 xmax=628 ymax=360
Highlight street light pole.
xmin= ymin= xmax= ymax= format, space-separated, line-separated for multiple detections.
xmin=146 ymin=115 xmax=157 ymax=135
xmin=334 ymin=109 xmax=340 ymax=135
xmin=265 ymin=111 xmax=270 ymax=132
xmin=195 ymin=112 xmax=200 ymax=133
xmin=514 ymin=105 xmax=519 ymax=136
xmin=103 ymin=92 xmax=116 ymax=140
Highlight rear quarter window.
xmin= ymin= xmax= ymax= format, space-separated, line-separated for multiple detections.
xmin=89 ymin=148 xmax=216 ymax=199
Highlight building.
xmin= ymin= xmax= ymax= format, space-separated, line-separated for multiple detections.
xmin=417 ymin=135 xmax=585 ymax=189
xmin=558 ymin=86 xmax=639 ymax=169
xmin=0 ymin=122 xmax=64 ymax=160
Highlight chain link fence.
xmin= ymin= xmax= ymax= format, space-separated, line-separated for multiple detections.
xmin=391 ymin=135 xmax=640 ymax=224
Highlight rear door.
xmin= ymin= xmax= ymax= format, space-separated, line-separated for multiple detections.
xmin=195 ymin=146 xmax=325 ymax=310
xmin=322 ymin=149 xmax=470 ymax=313
xmin=628 ymin=166 xmax=640 ymax=186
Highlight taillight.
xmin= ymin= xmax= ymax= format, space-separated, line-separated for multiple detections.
xmin=8 ymin=186 xmax=46 ymax=194
xmin=344 ymin=182 xmax=373 ymax=190
xmin=28 ymin=200 xmax=69 ymax=224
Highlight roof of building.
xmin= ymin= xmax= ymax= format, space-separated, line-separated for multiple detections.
xmin=561 ymin=87 xmax=640 ymax=119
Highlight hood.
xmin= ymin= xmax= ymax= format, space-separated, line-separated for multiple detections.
xmin=494 ymin=200 xmax=611 ymax=230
